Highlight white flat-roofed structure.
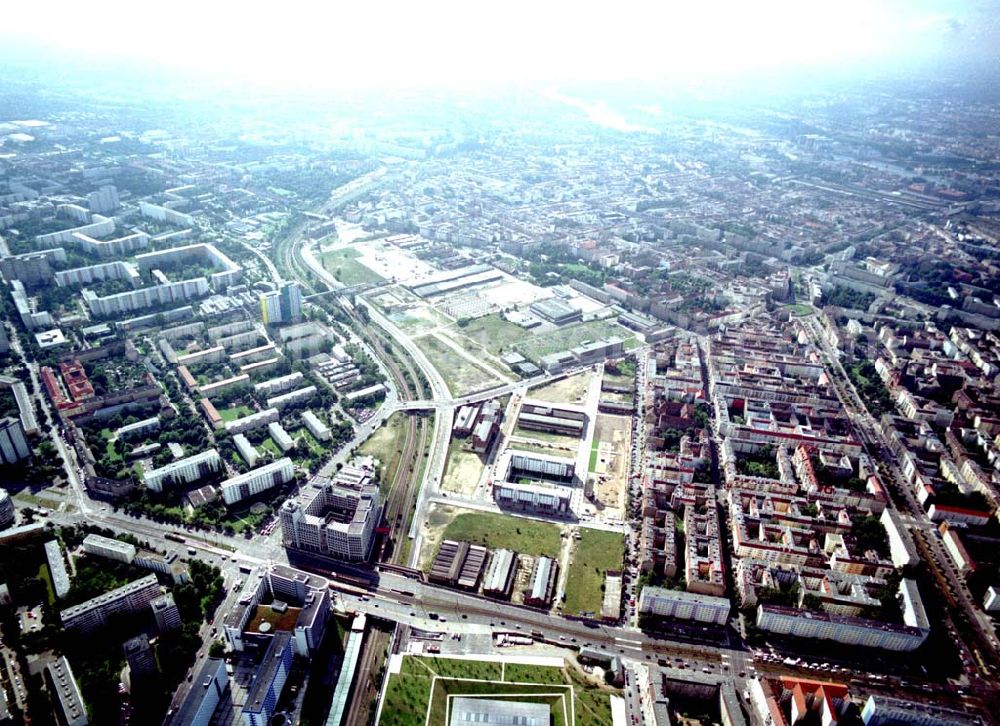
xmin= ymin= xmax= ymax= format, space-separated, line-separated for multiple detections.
xmin=301 ymin=410 xmax=331 ymax=441
xmin=638 ymin=587 xmax=731 ymax=625
xmin=82 ymin=278 xmax=211 ymax=317
xmin=220 ymin=458 xmax=294 ymax=505
xmin=45 ymin=656 xmax=88 ymax=726
xmin=253 ymin=372 xmax=303 ymax=396
xmin=36 ymin=213 xmax=114 ymax=248
xmin=234 ymin=433 xmax=259 ymax=467
xmin=448 ymin=697 xmax=549 ymax=726
xmin=83 ymin=533 xmax=136 ymax=563
xmin=0 ymin=416 xmax=31 ymax=465
xmin=143 ymin=449 xmax=222 ymax=492
xmin=55 ymin=260 xmax=142 ymax=288
xmin=0 ymin=488 xmax=14 ymax=530
xmin=114 ymin=416 xmax=161 ymax=441
xmin=0 ymin=375 xmax=39 ymax=435
xmin=344 ymin=383 xmax=386 ymax=402
xmin=71 ymin=230 xmax=149 ymax=258
xmin=151 ymin=592 xmax=182 ymax=632
xmin=60 ymin=574 xmax=160 ymax=632
xmin=230 ymin=342 xmax=279 ymax=365
xmin=269 ymin=422 xmax=294 ymax=452
xmin=900 ymin=577 xmax=930 ymax=633
xmin=756 ymin=600 xmax=928 ymax=652
xmin=985 ymin=586 xmax=1000 ymax=613
xmin=861 ymin=694 xmax=983 ymax=726
xmin=879 ymin=507 xmax=920 ymax=568
xmin=44 ymin=539 xmax=71 ymax=598
xmin=266 ymin=386 xmax=317 ymax=410
xmin=225 ymin=407 xmax=279 ymax=434
xmin=139 ymin=201 xmax=195 ymax=229
xmin=176 ymin=346 xmax=226 ymax=367
xmin=199 ymin=374 xmax=251 ymax=399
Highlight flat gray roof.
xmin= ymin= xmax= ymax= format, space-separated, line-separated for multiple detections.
xmin=449 ymin=696 xmax=550 ymax=726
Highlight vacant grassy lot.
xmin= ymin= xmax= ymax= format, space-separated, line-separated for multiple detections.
xmin=456 ymin=314 xmax=532 ymax=356
xmin=322 ymin=247 xmax=385 ymax=286
xmin=563 ymin=529 xmax=625 ymax=618
xmin=415 ymin=334 xmax=499 ymax=397
xmin=357 ymin=412 xmax=410 ymax=484
xmin=440 ymin=437 xmax=486 ymax=496
xmin=441 ymin=511 xmax=562 ymax=559
xmin=528 ymin=371 xmax=594 ymax=405
xmin=513 ymin=425 xmax=582 ymax=450
xmin=515 ymin=320 xmax=635 ymax=361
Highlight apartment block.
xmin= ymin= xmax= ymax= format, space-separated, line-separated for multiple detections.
xmin=220 ymin=458 xmax=295 ymax=506
xmin=144 ymin=449 xmax=223 ymax=492
xmin=60 ymin=574 xmax=160 ymax=632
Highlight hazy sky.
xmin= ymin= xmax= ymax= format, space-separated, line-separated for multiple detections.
xmin=2 ymin=0 xmax=997 ymax=90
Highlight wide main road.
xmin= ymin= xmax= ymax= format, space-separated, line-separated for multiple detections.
xmin=51 ymin=496 xmax=989 ymax=720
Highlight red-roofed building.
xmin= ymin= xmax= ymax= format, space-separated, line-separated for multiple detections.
xmin=40 ymin=366 xmax=70 ymax=408
xmin=927 ymin=503 xmax=992 ymax=527
xmin=199 ymin=398 xmax=223 ymax=430
xmin=59 ymin=360 xmax=95 ymax=401
xmin=750 ymin=676 xmax=852 ymax=726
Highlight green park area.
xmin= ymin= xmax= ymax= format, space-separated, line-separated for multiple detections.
xmin=379 ymin=656 xmax=614 ymax=726
xmin=785 ymin=303 xmax=813 ymax=317
xmin=588 ymin=440 xmax=600 ymax=472
xmin=440 ymin=511 xmax=562 ymax=559
xmin=218 ymin=405 xmax=253 ymax=422
xmin=563 ymin=529 xmax=625 ymax=618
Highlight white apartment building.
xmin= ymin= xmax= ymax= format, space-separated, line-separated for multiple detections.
xmin=233 ymin=434 xmax=259 ymax=467
xmin=82 ymin=533 xmax=137 ymax=563
xmin=60 ymin=574 xmax=160 ymax=632
xmin=253 ymin=372 xmax=303 ymax=396
xmin=220 ymin=458 xmax=294 ymax=505
xmin=225 ymin=408 xmax=279 ymax=435
xmin=638 ymin=586 xmax=731 ymax=625
xmin=269 ymin=422 xmax=294 ymax=452
xmin=83 ymin=277 xmax=210 ymax=317
xmin=880 ymin=507 xmax=920 ymax=568
xmin=266 ymin=386 xmax=317 ymax=410
xmin=301 ymin=410 xmax=331 ymax=441
xmin=144 ymin=449 xmax=222 ymax=492
xmin=0 ymin=416 xmax=31 ymax=465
